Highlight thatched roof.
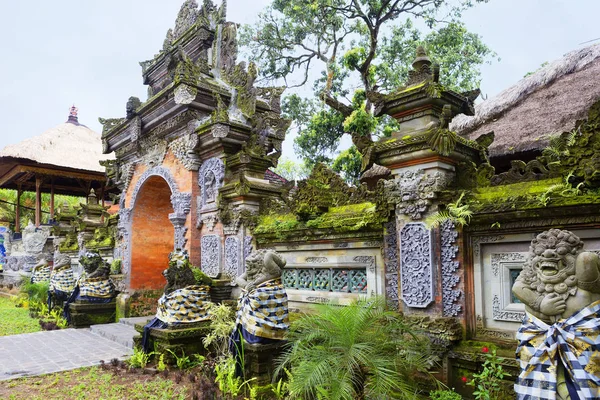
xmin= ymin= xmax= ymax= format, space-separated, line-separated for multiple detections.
xmin=0 ymin=120 xmax=113 ymax=173
xmin=451 ymin=44 xmax=600 ymax=158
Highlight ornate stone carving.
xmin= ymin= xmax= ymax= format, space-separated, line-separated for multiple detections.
xmin=170 ymin=192 xmax=192 ymax=216
xmin=212 ymin=123 xmax=229 ymax=138
xmin=441 ymin=221 xmax=462 ymax=317
xmin=225 ymin=237 xmax=240 ymax=280
xmin=174 ymin=84 xmax=197 ymax=105
xmin=400 ymin=223 xmax=433 ymax=308
xmin=201 ymin=235 xmax=221 ymax=277
xmin=199 ymin=214 xmax=218 ymax=231
xmin=169 ymin=131 xmax=202 ymax=171
xmin=130 ymin=166 xmax=179 ymax=205
xmin=475 ymin=315 xmax=515 ymax=340
xmin=305 ymin=257 xmax=328 ymax=263
xmin=22 ymin=222 xmax=50 ymax=254
xmin=244 ymin=236 xmax=253 ymax=260
xmin=472 ymin=235 xmax=505 ymax=258
xmin=172 ymin=0 xmax=199 ymax=40
xmin=354 ymin=256 xmax=376 ymax=273
xmin=490 ymin=159 xmax=556 ymax=186
xmin=384 ymin=221 xmax=399 ymax=309
xmin=333 ymin=242 xmax=349 ymax=248
xmin=491 ymin=252 xmax=525 ymax=277
xmin=130 ymin=116 xmax=142 ymax=144
xmin=139 ymin=138 xmax=168 ymax=168
xmin=492 ymin=295 xmax=525 ymax=322
xmin=170 ymin=214 xmax=188 ymax=250
xmin=198 ymin=158 xmax=225 ymax=208
xmin=384 ymin=169 xmax=453 ymax=220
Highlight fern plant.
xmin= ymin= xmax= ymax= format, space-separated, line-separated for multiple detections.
xmin=426 ymin=192 xmax=473 ymax=228
xmin=276 ymin=297 xmax=434 ymax=400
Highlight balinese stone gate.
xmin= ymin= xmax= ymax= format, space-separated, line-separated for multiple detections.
xmin=100 ymin=1 xmax=290 ymax=295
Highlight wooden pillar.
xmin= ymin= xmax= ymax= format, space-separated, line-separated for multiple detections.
xmin=15 ymin=184 xmax=21 ymax=233
xmin=35 ymin=175 xmax=42 ymax=227
xmin=50 ymin=179 xmax=55 ymax=221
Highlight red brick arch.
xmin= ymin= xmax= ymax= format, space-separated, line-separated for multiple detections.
xmin=130 ymin=176 xmax=174 ymax=290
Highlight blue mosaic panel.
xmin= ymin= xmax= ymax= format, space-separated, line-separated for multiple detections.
xmin=283 ymin=267 xmax=367 ymax=293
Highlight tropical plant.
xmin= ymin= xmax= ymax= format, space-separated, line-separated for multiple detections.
xmin=214 ymin=355 xmax=256 ymax=398
xmin=127 ymin=347 xmax=153 ymax=368
xmin=20 ymin=281 xmax=49 ymax=310
xmin=276 ymin=297 xmax=434 ymax=399
xmin=166 ymin=349 xmax=205 ymax=370
xmin=203 ymin=302 xmax=236 ymax=358
xmin=426 ymin=191 xmax=473 ymax=228
xmin=466 ymin=348 xmax=510 ymax=400
xmin=431 ymin=389 xmax=463 ymax=399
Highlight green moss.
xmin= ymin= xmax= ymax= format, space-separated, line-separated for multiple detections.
xmin=254 ymin=213 xmax=299 ymax=234
xmin=474 ymin=178 xmax=561 ymax=203
xmin=306 ymin=202 xmax=380 ymax=231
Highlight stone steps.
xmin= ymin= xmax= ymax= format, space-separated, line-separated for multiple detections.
xmin=89 ymin=316 xmax=153 ymax=349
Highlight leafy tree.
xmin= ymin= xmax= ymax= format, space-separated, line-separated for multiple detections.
xmin=241 ymin=0 xmax=496 ymax=181
xmin=269 ymin=156 xmax=312 ymax=182
xmin=276 ymin=297 xmax=434 ymax=399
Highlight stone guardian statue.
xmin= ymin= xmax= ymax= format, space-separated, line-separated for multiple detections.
xmin=512 ymin=229 xmax=600 ymax=399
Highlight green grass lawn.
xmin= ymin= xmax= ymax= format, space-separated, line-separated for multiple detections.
xmin=0 ymin=367 xmax=188 ymax=400
xmin=0 ymin=296 xmax=41 ymax=336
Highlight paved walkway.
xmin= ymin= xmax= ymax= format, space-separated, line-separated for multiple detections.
xmin=0 ymin=317 xmax=152 ymax=380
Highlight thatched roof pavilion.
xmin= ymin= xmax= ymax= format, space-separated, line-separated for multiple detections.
xmin=0 ymin=107 xmax=114 ymax=230
xmin=451 ymin=43 xmax=600 ymax=166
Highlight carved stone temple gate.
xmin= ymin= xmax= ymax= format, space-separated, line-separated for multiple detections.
xmin=101 ymin=1 xmax=290 ymax=292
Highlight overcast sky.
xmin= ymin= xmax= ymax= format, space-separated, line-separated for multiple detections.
xmin=0 ymin=0 xmax=598 ymax=160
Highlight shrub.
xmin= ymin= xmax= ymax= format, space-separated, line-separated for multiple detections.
xmin=277 ymin=297 xmax=435 ymax=400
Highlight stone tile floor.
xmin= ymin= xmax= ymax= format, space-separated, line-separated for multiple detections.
xmin=0 ymin=317 xmax=152 ymax=381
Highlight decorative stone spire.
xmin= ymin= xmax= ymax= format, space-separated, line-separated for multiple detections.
xmin=66 ymin=105 xmax=79 ymax=125
xmin=412 ymin=45 xmax=431 ymax=71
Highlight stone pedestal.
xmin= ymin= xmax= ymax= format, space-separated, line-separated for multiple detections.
xmin=69 ymin=301 xmax=116 ymax=328
xmin=133 ymin=321 xmax=211 ymax=362
xmin=210 ymin=279 xmax=233 ymax=303
xmin=243 ymin=341 xmax=287 ymax=385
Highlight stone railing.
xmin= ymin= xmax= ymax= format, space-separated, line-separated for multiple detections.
xmin=282 ymin=264 xmax=368 ymax=294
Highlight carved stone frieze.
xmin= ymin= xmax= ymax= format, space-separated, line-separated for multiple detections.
xmin=198 ymin=214 xmax=218 ymax=231
xmin=170 ymin=214 xmax=188 ymax=250
xmin=201 ymin=235 xmax=221 ymax=277
xmin=400 ymin=223 xmax=433 ymax=308
xmin=384 ymin=169 xmax=454 ymax=220
xmin=146 ymin=110 xmax=199 ymax=140
xmin=441 ymin=221 xmax=462 ymax=317
xmin=354 ymin=256 xmax=376 ymax=273
xmin=22 ymin=223 xmax=50 ymax=254
xmin=491 ymin=252 xmax=525 ymax=277
xmin=475 ymin=315 xmax=515 ymax=340
xmin=212 ymin=123 xmax=230 ymax=138
xmin=224 ymin=236 xmax=240 ymax=280
xmin=305 ymin=257 xmax=328 ymax=263
xmin=198 ymin=157 xmax=225 ymax=208
xmin=472 ymin=235 xmax=505 ymax=258
xmin=384 ymin=221 xmax=399 ymax=309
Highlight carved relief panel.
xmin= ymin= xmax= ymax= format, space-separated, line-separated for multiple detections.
xmin=399 ymin=223 xmax=433 ymax=308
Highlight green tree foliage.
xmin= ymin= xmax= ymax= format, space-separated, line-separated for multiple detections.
xmin=0 ymin=189 xmax=83 ymax=230
xmin=269 ymin=156 xmax=312 ymax=182
xmin=331 ymin=146 xmax=363 ymax=185
xmin=241 ymin=0 xmax=496 ymax=183
xmin=276 ymin=298 xmax=434 ymax=399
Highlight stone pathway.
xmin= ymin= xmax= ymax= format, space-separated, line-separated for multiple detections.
xmin=0 ymin=316 xmax=152 ymax=380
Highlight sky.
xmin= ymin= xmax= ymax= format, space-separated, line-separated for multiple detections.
xmin=0 ymin=0 xmax=598 ymax=161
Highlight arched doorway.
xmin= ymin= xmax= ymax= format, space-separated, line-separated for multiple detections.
xmin=130 ymin=176 xmax=174 ymax=290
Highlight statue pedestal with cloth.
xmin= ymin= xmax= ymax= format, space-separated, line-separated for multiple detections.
xmin=48 ymin=252 xmax=75 ymax=310
xmin=64 ymin=252 xmax=116 ymax=328
xmin=512 ymin=229 xmax=600 ymax=400
xmin=137 ymin=249 xmax=213 ymax=360
xmin=230 ymin=250 xmax=289 ymax=383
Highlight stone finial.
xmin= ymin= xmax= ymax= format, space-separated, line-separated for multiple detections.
xmin=87 ymin=189 xmax=98 ymax=206
xmin=67 ymin=105 xmax=79 ymax=125
xmin=412 ymin=46 xmax=431 ymax=71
